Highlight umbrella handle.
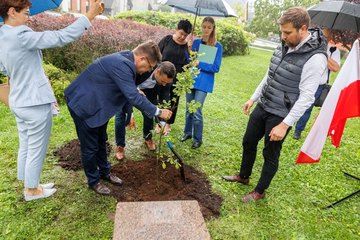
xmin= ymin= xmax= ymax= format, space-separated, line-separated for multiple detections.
xmin=192 ymin=7 xmax=200 ymax=35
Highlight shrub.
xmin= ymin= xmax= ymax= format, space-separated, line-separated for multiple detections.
xmin=29 ymin=14 xmax=173 ymax=72
xmin=115 ymin=11 xmax=252 ymax=56
xmin=43 ymin=63 xmax=77 ymax=104
xmin=216 ymin=20 xmax=250 ymax=55
xmin=0 ymin=73 xmax=7 ymax=84
xmin=0 ymin=63 xmax=73 ymax=103
xmin=115 ymin=10 xmax=189 ymax=30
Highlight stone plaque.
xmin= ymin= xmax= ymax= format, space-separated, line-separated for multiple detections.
xmin=113 ymin=200 xmax=211 ymax=240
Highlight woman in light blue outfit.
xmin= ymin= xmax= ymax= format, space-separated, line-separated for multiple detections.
xmin=181 ymin=17 xmax=223 ymax=149
xmin=0 ymin=0 xmax=102 ymax=201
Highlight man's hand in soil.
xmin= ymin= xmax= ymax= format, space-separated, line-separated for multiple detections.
xmin=159 ymin=109 xmax=172 ymax=120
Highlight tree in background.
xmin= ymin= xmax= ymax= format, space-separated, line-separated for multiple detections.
xmin=248 ymin=0 xmax=320 ymax=38
xmin=331 ymin=0 xmax=360 ymax=50
xmin=248 ymin=0 xmax=359 ymax=50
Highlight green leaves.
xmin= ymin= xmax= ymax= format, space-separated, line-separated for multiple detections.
xmin=248 ymin=0 xmax=321 ymax=38
xmin=154 ymin=50 xmax=202 ymax=170
xmin=187 ymin=100 xmax=202 ymax=114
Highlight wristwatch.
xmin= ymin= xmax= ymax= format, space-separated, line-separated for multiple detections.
xmin=157 ymin=109 xmax=162 ymax=117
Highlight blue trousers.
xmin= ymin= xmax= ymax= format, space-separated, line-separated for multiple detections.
xmin=295 ymin=85 xmax=324 ymax=133
xmin=184 ymin=89 xmax=208 ymax=143
xmin=69 ymin=107 xmax=111 ymax=187
xmin=114 ymin=102 xmax=133 ymax=147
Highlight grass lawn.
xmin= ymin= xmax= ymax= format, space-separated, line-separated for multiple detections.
xmin=0 ymin=48 xmax=359 ymax=239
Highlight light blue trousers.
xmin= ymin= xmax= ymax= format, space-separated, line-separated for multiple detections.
xmin=11 ymin=104 xmax=52 ymax=188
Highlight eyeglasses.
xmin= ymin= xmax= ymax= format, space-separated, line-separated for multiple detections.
xmin=145 ymin=56 xmax=157 ymax=71
xmin=21 ymin=10 xmax=30 ymax=18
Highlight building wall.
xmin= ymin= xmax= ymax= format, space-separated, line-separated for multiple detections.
xmin=60 ymin=0 xmax=88 ymax=14
xmin=60 ymin=0 xmax=157 ymax=16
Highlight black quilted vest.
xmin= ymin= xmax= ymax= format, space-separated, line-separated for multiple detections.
xmin=258 ymin=28 xmax=327 ymax=118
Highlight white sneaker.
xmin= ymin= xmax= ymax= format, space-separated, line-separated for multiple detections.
xmin=24 ymin=188 xmax=57 ymax=202
xmin=40 ymin=183 xmax=55 ymax=189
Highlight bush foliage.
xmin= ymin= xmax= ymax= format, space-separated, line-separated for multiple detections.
xmin=43 ymin=63 xmax=77 ymax=104
xmin=115 ymin=11 xmax=252 ymax=56
xmin=29 ymin=14 xmax=173 ymax=73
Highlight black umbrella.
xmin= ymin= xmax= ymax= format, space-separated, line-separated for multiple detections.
xmin=160 ymin=0 xmax=237 ymax=32
xmin=308 ymin=1 xmax=360 ymax=32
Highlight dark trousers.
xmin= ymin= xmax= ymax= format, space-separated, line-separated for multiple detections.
xmin=239 ymin=105 xmax=290 ymax=194
xmin=167 ymin=84 xmax=180 ymax=124
xmin=68 ymin=107 xmax=111 ymax=187
xmin=156 ymin=80 xmax=179 ymax=124
xmin=142 ymin=88 xmax=158 ymax=140
xmin=295 ymin=84 xmax=324 ymax=132
xmin=114 ymin=102 xmax=133 ymax=147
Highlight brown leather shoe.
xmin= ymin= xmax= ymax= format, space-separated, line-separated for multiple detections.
xmin=242 ymin=191 xmax=265 ymax=203
xmin=115 ymin=146 xmax=125 ymax=160
xmin=103 ymin=173 xmax=123 ymax=186
xmin=144 ymin=139 xmax=156 ymax=151
xmin=222 ymin=175 xmax=250 ymax=185
xmin=91 ymin=182 xmax=111 ymax=195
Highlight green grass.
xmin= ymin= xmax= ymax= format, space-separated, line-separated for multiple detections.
xmin=0 ymin=48 xmax=359 ymax=239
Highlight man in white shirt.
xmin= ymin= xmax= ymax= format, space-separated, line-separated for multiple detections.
xmin=293 ymin=28 xmax=341 ymax=139
xmin=222 ymin=7 xmax=328 ymax=203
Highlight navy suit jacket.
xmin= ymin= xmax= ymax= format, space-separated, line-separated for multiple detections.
xmin=65 ymin=51 xmax=157 ymax=128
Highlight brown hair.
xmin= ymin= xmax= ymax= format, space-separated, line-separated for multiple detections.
xmin=278 ymin=7 xmax=310 ymax=30
xmin=202 ymin=17 xmax=217 ymax=46
xmin=158 ymin=61 xmax=176 ymax=79
xmin=0 ymin=0 xmax=31 ymax=20
xmin=133 ymin=40 xmax=162 ymax=64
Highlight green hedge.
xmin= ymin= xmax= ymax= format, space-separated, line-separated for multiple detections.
xmin=0 ymin=73 xmax=6 ymax=84
xmin=43 ymin=63 xmax=77 ymax=104
xmin=29 ymin=14 xmax=173 ymax=73
xmin=0 ymin=64 xmax=74 ymax=104
xmin=115 ymin=11 xmax=253 ymax=56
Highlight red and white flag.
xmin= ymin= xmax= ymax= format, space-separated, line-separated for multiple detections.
xmin=296 ymin=39 xmax=360 ymax=164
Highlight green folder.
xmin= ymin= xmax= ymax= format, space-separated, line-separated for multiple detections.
xmin=198 ymin=44 xmax=218 ymax=64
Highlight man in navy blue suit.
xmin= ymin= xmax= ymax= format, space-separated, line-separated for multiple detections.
xmin=65 ymin=41 xmax=172 ymax=195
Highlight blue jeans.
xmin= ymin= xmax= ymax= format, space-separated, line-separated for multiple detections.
xmin=184 ymin=89 xmax=208 ymax=143
xmin=295 ymin=85 xmax=324 ymax=132
xmin=114 ymin=102 xmax=133 ymax=147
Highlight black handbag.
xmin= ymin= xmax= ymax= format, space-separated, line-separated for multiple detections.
xmin=313 ymin=47 xmax=337 ymax=107
xmin=314 ymin=84 xmax=331 ymax=107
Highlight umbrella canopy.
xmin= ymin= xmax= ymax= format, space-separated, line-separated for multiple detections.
xmin=160 ymin=0 xmax=238 ymax=17
xmin=0 ymin=0 xmax=63 ymax=22
xmin=308 ymin=1 xmax=360 ymax=33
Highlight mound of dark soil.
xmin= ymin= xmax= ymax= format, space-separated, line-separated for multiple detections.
xmin=54 ymin=140 xmax=222 ymax=219
xmin=54 ymin=139 xmax=111 ymax=171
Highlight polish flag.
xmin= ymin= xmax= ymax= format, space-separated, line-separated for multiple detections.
xmin=296 ymin=39 xmax=360 ymax=164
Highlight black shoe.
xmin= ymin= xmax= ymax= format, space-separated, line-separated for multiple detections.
xmin=192 ymin=141 xmax=202 ymax=149
xmin=180 ymin=134 xmax=192 ymax=142
xmin=293 ymin=131 xmax=301 ymax=140
xmin=102 ymin=173 xmax=123 ymax=186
